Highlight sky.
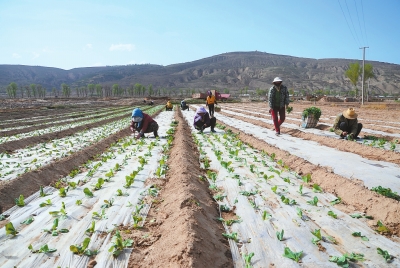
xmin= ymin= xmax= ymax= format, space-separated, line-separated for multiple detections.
xmin=1 ymin=0 xmax=399 ymax=70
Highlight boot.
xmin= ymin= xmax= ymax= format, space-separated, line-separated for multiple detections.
xmin=211 ymin=127 xmax=216 ymax=133
xmin=154 ymin=130 xmax=159 ymax=138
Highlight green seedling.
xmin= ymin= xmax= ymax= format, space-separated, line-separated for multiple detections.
xmin=371 ymin=186 xmax=400 ymax=201
xmin=307 ymin=196 xmax=318 ymax=206
xmin=21 ymin=216 xmax=34 ymax=225
xmin=39 ymin=186 xmax=49 ymax=197
xmin=239 ymin=190 xmax=257 ymax=196
xmin=0 ymin=214 xmax=9 ymax=221
xmin=222 ymin=232 xmax=238 ymax=242
xmin=312 ymin=183 xmax=323 ymax=193
xmin=108 ymin=230 xmax=134 ymax=257
xmin=28 ymin=244 xmax=57 ymax=253
xmin=302 ymin=174 xmax=311 ymax=183
xmin=243 ymin=252 xmax=255 ymax=268
xmin=105 ymin=169 xmax=114 ymax=179
xmin=70 ymin=238 xmax=98 ymax=256
xmin=298 ymin=185 xmax=303 ymax=195
xmin=92 ymin=208 xmax=107 ymax=220
xmin=209 ymin=184 xmax=218 ymax=190
xmin=327 ymin=211 xmax=337 ymax=219
xmin=263 ymin=174 xmax=274 ymax=181
xmin=276 ymin=229 xmax=284 ymax=241
xmin=207 ymin=171 xmax=218 ymax=183
xmin=376 ymin=220 xmax=390 ymax=233
xmin=268 ymin=166 xmax=281 ymax=175
xmin=350 ymin=213 xmax=362 ymax=218
xmin=280 ymin=195 xmax=297 ymax=205
xmin=132 ymin=214 xmax=143 ymax=229
xmin=94 ymin=178 xmax=105 ymax=190
xmin=311 ymin=229 xmax=322 ymax=245
xmin=271 ymin=185 xmax=278 ymax=194
xmin=116 ymin=189 xmax=128 ymax=196
xmin=138 ymin=156 xmax=147 ymax=166
xmin=85 ymin=221 xmax=96 ymax=235
xmin=101 ymin=198 xmax=114 ymax=209
xmin=330 ymin=197 xmax=342 ymax=205
xmin=352 ymin=232 xmax=369 ymax=241
xmin=213 ymin=194 xmax=226 ymax=201
xmin=329 ymin=252 xmax=365 ymax=266
xmin=5 ymin=222 xmax=19 ymax=236
xmin=283 ymin=177 xmax=290 ymax=183
xmin=203 ymin=157 xmax=210 ymax=169
xmin=218 ymin=217 xmax=241 ymax=226
xmin=296 ymin=207 xmax=303 ymax=218
xmin=377 ymin=248 xmax=393 ymax=263
xmin=76 ymin=199 xmax=82 ymax=205
xmin=262 ymin=211 xmax=271 ymax=220
xmin=221 ymin=160 xmax=232 ymax=169
xmin=220 ymin=204 xmax=231 ymax=212
xmin=148 ymin=187 xmax=158 ymax=197
xmin=124 ymin=171 xmax=137 ymax=188
xmin=43 ymin=218 xmax=69 ymax=236
xmin=283 ymin=247 xmax=302 ymax=263
xmin=270 ymin=153 xmax=276 ymax=161
xmin=39 ymin=199 xmax=52 ymax=207
xmin=249 ymin=164 xmax=256 ymax=173
xmin=15 ymin=194 xmax=25 ymax=207
xmin=68 ymin=181 xmax=77 ymax=189
xmin=84 ymin=187 xmax=94 ymax=197
xmin=49 ymin=202 xmax=67 ymax=219
xmin=59 ymin=187 xmax=67 ymax=197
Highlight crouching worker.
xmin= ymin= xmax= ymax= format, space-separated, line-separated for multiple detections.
xmin=166 ymin=101 xmax=173 ymax=111
xmin=130 ymin=108 xmax=159 ymax=139
xmin=193 ymin=107 xmax=216 ymax=133
xmin=181 ymin=100 xmax=189 ymax=111
xmin=333 ymin=108 xmax=362 ymax=140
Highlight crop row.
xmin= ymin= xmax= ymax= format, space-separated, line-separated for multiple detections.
xmin=0 ymin=110 xmax=176 ymax=267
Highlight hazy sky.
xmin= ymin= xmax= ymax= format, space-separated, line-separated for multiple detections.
xmin=1 ymin=0 xmax=399 ymax=70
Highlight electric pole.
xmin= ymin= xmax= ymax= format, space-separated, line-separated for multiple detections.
xmin=360 ymin=46 xmax=369 ymax=105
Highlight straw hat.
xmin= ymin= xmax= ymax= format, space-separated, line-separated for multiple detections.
xmin=343 ymin=108 xmax=358 ymax=119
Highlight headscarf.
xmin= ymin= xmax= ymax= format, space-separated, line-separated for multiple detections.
xmin=131 ymin=108 xmax=144 ymax=127
xmin=194 ymin=106 xmax=207 ymax=124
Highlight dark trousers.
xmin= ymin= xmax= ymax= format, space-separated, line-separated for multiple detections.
xmin=181 ymin=105 xmax=189 ymax=111
xmin=208 ymin=104 xmax=215 ymax=117
xmin=195 ymin=117 xmax=216 ymax=130
xmin=339 ymin=122 xmax=362 ymax=137
xmin=270 ymin=107 xmax=285 ymax=133
xmin=138 ymin=121 xmax=159 ymax=137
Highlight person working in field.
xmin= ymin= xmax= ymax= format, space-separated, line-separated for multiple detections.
xmin=206 ymin=91 xmax=217 ymax=117
xmin=165 ymin=100 xmax=173 ymax=111
xmin=332 ymin=108 xmax=363 ymax=140
xmin=268 ymin=77 xmax=290 ymax=136
xmin=193 ymin=106 xmax=216 ymax=133
xmin=180 ymin=100 xmax=189 ymax=111
xmin=130 ymin=108 xmax=159 ymax=139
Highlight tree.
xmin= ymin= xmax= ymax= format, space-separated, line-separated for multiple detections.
xmin=30 ymin=84 xmax=37 ymax=98
xmin=7 ymin=82 xmax=18 ymax=98
xmin=87 ymin=84 xmax=95 ymax=97
xmin=61 ymin=83 xmax=71 ymax=98
xmin=345 ymin=63 xmax=361 ymax=97
xmin=95 ymin=84 xmax=103 ymax=97
xmin=112 ymin=84 xmax=120 ymax=96
xmin=223 ymin=88 xmax=230 ymax=94
xmin=148 ymin=84 xmax=153 ymax=96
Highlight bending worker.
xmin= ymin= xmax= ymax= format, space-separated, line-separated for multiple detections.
xmin=181 ymin=100 xmax=189 ymax=111
xmin=332 ymin=108 xmax=362 ymax=140
xmin=193 ymin=107 xmax=216 ymax=133
xmin=166 ymin=100 xmax=173 ymax=111
xmin=130 ymin=108 xmax=159 ymax=139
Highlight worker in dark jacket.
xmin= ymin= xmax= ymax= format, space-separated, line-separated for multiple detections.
xmin=268 ymin=77 xmax=290 ymax=136
xmin=181 ymin=100 xmax=189 ymax=111
xmin=333 ymin=108 xmax=362 ymax=139
xmin=130 ymin=108 xmax=159 ymax=139
xmin=193 ymin=107 xmax=216 ymax=133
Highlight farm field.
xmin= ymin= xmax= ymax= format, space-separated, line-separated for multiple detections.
xmin=0 ymin=100 xmax=400 ymax=267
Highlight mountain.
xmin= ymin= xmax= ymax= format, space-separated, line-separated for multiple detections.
xmin=1 ymin=51 xmax=400 ymax=95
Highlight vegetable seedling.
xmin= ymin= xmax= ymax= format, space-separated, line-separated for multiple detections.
xmin=298 ymin=185 xmax=303 ymax=195
xmin=59 ymin=187 xmax=67 ymax=197
xmin=15 ymin=194 xmax=25 ymax=207
xmin=39 ymin=186 xmax=49 ymax=197
xmin=101 ymin=198 xmax=114 ymax=209
xmin=108 ymin=230 xmax=134 ymax=258
xmin=70 ymin=238 xmax=98 ymax=256
xmin=220 ymin=204 xmax=231 ymax=212
xmin=377 ymin=248 xmax=393 ymax=263
xmin=85 ymin=221 xmax=96 ymax=235
xmin=92 ymin=208 xmax=107 ymax=220
xmin=213 ymin=194 xmax=226 ymax=201
xmin=222 ymin=232 xmax=238 ymax=242
xmin=307 ymin=196 xmax=318 ymax=206
xmin=84 ymin=187 xmax=94 ymax=197
xmin=312 ymin=184 xmax=323 ymax=193
xmin=93 ymin=178 xmax=105 ymax=190
xmin=330 ymin=197 xmax=341 ymax=205
xmin=271 ymin=185 xmax=278 ymax=194
xmin=116 ymin=189 xmax=128 ymax=196
xmin=39 ymin=199 xmax=52 ymax=207
xmin=76 ymin=199 xmax=82 ymax=205
xmin=21 ymin=216 xmax=34 ymax=225
xmin=5 ymin=222 xmax=19 ymax=236
xmin=376 ymin=220 xmax=390 ymax=233
xmin=311 ymin=229 xmax=322 ymax=245
xmin=352 ymin=232 xmax=369 ymax=241
xmin=283 ymin=247 xmax=302 ymax=263
xmin=262 ymin=211 xmax=271 ymax=220
xmin=327 ymin=211 xmax=337 ymax=219
xmin=302 ymin=174 xmax=311 ymax=183
xmin=276 ymin=229 xmax=284 ymax=241
xmin=28 ymin=244 xmax=57 ymax=253
xmin=243 ymin=252 xmax=255 ymax=268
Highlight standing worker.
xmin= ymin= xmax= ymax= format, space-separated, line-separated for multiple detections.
xmin=332 ymin=108 xmax=363 ymax=140
xmin=130 ymin=108 xmax=159 ymax=139
xmin=268 ymin=77 xmax=290 ymax=136
xmin=206 ymin=91 xmax=217 ymax=117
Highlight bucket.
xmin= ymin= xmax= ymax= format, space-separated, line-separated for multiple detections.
xmin=301 ymin=114 xmax=318 ymax=128
xmin=215 ymin=106 xmax=221 ymax=112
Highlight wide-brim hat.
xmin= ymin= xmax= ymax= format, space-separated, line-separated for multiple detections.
xmin=343 ymin=108 xmax=358 ymax=119
xmin=272 ymin=77 xmax=283 ymax=83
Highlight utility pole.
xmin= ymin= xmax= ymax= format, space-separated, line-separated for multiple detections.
xmin=360 ymin=46 xmax=369 ymax=105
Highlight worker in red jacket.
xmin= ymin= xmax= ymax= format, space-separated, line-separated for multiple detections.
xmin=130 ymin=108 xmax=159 ymax=139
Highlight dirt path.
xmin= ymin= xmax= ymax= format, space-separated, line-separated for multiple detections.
xmin=219 ymin=110 xmax=400 ymax=166
xmin=216 ymin=120 xmax=400 ymax=237
xmin=127 ymin=108 xmax=232 ymax=267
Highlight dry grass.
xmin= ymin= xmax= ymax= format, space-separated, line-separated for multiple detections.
xmin=363 ymin=103 xmax=388 ymax=110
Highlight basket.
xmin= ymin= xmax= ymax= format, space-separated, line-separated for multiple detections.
xmin=214 ymin=106 xmax=221 ymax=112
xmin=301 ymin=114 xmax=318 ymax=128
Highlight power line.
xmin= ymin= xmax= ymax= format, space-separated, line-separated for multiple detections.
xmin=337 ymin=0 xmax=360 ymax=47
xmin=344 ymin=0 xmax=361 ymax=46
xmin=360 ymin=0 xmax=369 ymax=46
xmin=353 ymin=0 xmax=366 ymax=45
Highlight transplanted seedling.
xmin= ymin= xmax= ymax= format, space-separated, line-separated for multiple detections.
xmin=302 ymin=174 xmax=311 ymax=183
xmin=70 ymin=237 xmax=98 ymax=256
xmin=276 ymin=229 xmax=284 ymax=241
xmin=283 ymin=247 xmax=303 ymax=263
xmin=84 ymin=187 xmax=94 ymax=197
xmin=109 ymin=230 xmax=134 ymax=258
xmin=28 ymin=244 xmax=57 ymax=253
xmin=39 ymin=186 xmax=49 ymax=197
xmin=85 ymin=221 xmax=96 ymax=235
xmin=376 ymin=220 xmax=391 ymax=233
xmin=327 ymin=211 xmax=337 ymax=219
xmin=39 ymin=199 xmax=52 ymax=207
xmin=243 ymin=252 xmax=255 ymax=268
xmin=49 ymin=202 xmax=67 ymax=219
xmin=15 ymin=194 xmax=25 ymax=207
xmin=377 ymin=248 xmax=393 ymax=263
xmin=116 ymin=189 xmax=128 ymax=196
xmin=5 ymin=222 xmax=19 ymax=236
xmin=59 ymin=187 xmax=67 ymax=197
xmin=222 ymin=232 xmax=238 ymax=242
xmin=20 ymin=216 xmax=34 ymax=225
xmin=101 ymin=198 xmax=114 ymax=209
xmin=217 ymin=217 xmax=241 ymax=226
xmin=220 ymin=204 xmax=231 ymax=212
xmin=93 ymin=178 xmax=105 ymax=190
xmin=312 ymin=183 xmax=323 ymax=193
xmin=311 ymin=229 xmax=322 ymax=245
xmin=352 ymin=232 xmax=369 ymax=241
xmin=92 ymin=208 xmax=107 ymax=220
xmin=43 ymin=218 xmax=69 ymax=236
xmin=262 ymin=210 xmax=271 ymax=220
xmin=307 ymin=196 xmax=319 ymax=206
xmin=329 ymin=252 xmax=365 ymax=266
xmin=330 ymin=197 xmax=342 ymax=205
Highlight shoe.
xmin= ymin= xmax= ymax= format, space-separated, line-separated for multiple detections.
xmin=154 ymin=131 xmax=159 ymax=138
xmin=275 ymin=132 xmax=280 ymax=136
xmin=211 ymin=129 xmax=216 ymax=133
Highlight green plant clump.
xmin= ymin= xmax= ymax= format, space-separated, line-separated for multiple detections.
xmin=302 ymin=106 xmax=322 ymax=121
xmin=371 ymin=186 xmax=400 ymax=201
